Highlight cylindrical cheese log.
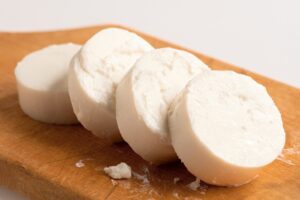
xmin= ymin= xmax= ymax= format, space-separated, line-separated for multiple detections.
xmin=68 ymin=28 xmax=153 ymax=142
xmin=116 ymin=48 xmax=210 ymax=164
xmin=15 ymin=43 xmax=81 ymax=124
xmin=168 ymin=71 xmax=285 ymax=186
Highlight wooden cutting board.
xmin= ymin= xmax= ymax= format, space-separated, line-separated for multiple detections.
xmin=0 ymin=25 xmax=299 ymax=200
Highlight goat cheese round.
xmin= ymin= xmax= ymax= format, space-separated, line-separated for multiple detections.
xmin=68 ymin=28 xmax=153 ymax=142
xmin=116 ymin=48 xmax=210 ymax=164
xmin=168 ymin=70 xmax=285 ymax=186
xmin=15 ymin=43 xmax=81 ymax=124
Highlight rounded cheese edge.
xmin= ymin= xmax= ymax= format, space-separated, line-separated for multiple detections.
xmin=169 ymin=87 xmax=260 ymax=186
xmin=68 ymin=28 xmax=154 ymax=141
xmin=15 ymin=43 xmax=81 ymax=124
xmin=168 ymin=71 xmax=285 ymax=186
xmin=116 ymin=71 xmax=177 ymax=164
xmin=68 ymin=55 xmax=121 ymax=142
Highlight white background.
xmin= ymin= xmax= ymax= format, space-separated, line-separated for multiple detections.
xmin=0 ymin=0 xmax=299 ymax=199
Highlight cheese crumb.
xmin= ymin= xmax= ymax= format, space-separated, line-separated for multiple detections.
xmin=132 ymin=171 xmax=150 ymax=184
xmin=104 ymin=162 xmax=132 ymax=179
xmin=75 ymin=158 xmax=93 ymax=168
xmin=187 ymin=178 xmax=201 ymax=191
xmin=111 ymin=179 xmax=118 ymax=186
xmin=75 ymin=160 xmax=85 ymax=168
xmin=276 ymin=146 xmax=300 ymax=166
xmin=173 ymin=177 xmax=180 ymax=184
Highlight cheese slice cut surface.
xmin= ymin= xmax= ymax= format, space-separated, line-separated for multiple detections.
xmin=168 ymin=70 xmax=285 ymax=186
xmin=116 ymin=48 xmax=210 ymax=164
xmin=68 ymin=28 xmax=153 ymax=142
xmin=15 ymin=43 xmax=81 ymax=124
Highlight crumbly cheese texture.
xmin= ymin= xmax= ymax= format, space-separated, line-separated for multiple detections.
xmin=169 ymin=70 xmax=285 ymax=186
xmin=116 ymin=48 xmax=210 ymax=164
xmin=15 ymin=43 xmax=81 ymax=124
xmin=68 ymin=28 xmax=153 ymax=141
xmin=104 ymin=162 xmax=132 ymax=179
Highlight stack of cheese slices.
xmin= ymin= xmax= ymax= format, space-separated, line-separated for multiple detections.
xmin=15 ymin=28 xmax=285 ymax=186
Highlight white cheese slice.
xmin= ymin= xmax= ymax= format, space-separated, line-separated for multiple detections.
xmin=68 ymin=28 xmax=153 ymax=142
xmin=116 ymin=48 xmax=210 ymax=164
xmin=104 ymin=162 xmax=132 ymax=179
xmin=168 ymin=70 xmax=285 ymax=186
xmin=15 ymin=43 xmax=81 ymax=124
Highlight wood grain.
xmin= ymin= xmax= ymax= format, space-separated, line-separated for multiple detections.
xmin=0 ymin=25 xmax=299 ymax=200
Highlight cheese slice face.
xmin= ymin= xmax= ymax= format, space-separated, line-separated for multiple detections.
xmin=169 ymin=70 xmax=285 ymax=186
xmin=15 ymin=43 xmax=81 ymax=124
xmin=68 ymin=28 xmax=153 ymax=142
xmin=116 ymin=48 xmax=210 ymax=164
